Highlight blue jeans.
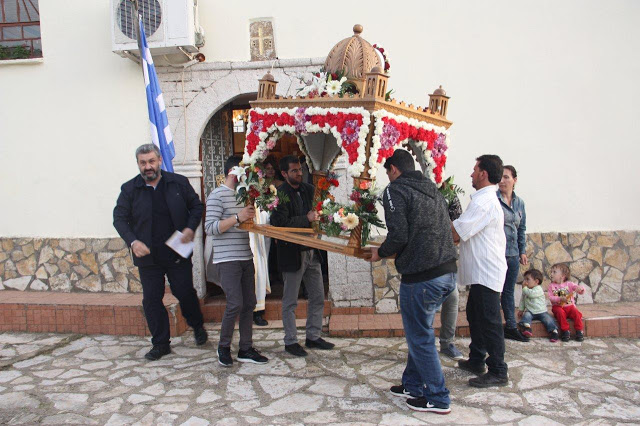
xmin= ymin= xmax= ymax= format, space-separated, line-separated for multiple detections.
xmin=519 ymin=311 xmax=558 ymax=333
xmin=400 ymin=273 xmax=456 ymax=406
xmin=501 ymin=255 xmax=520 ymax=329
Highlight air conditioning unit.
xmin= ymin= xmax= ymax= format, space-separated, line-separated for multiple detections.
xmin=111 ymin=0 xmax=204 ymax=58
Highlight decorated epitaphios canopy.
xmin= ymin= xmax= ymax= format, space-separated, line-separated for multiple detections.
xmin=239 ymin=25 xmax=453 ymax=258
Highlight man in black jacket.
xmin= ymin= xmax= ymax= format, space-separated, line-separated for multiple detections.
xmin=369 ymin=149 xmax=457 ymax=414
xmin=113 ymin=144 xmax=207 ymax=361
xmin=270 ymin=155 xmax=334 ymax=357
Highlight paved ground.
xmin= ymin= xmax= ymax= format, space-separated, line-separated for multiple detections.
xmin=1 ymin=328 xmax=639 ymax=425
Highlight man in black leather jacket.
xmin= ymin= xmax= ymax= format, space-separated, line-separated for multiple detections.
xmin=270 ymin=155 xmax=334 ymax=357
xmin=113 ymin=144 xmax=207 ymax=361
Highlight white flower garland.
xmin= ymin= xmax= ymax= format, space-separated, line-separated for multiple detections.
xmin=243 ymin=107 xmax=371 ymax=177
xmin=369 ymin=109 xmax=450 ymax=181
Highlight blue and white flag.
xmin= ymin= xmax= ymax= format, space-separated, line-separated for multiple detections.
xmin=138 ymin=15 xmax=175 ymax=172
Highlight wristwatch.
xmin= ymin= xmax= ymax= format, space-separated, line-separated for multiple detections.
xmin=235 ymin=213 xmax=241 ymax=224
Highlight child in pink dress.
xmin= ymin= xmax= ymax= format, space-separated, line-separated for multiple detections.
xmin=548 ymin=263 xmax=585 ymax=342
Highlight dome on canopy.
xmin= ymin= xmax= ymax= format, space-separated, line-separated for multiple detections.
xmin=324 ymin=24 xmax=382 ymax=81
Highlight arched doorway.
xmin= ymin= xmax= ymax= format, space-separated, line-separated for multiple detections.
xmin=199 ymin=94 xmax=329 ymax=304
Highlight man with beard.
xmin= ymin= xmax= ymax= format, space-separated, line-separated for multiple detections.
xmin=114 ymin=144 xmax=207 ymax=361
xmin=270 ymin=155 xmax=334 ymax=357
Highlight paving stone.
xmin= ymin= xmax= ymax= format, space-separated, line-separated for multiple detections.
xmin=90 ymin=397 xmax=123 ymax=416
xmin=181 ymin=417 xmax=210 ymax=426
xmin=41 ymin=413 xmax=98 ymax=424
xmin=226 ymin=375 xmax=257 ymax=400
xmin=0 ymin=370 xmax=22 ymax=383
xmin=258 ymin=375 xmax=311 ymax=399
xmin=517 ymin=366 xmax=566 ymax=390
xmin=591 ymin=396 xmax=640 ymax=420
xmin=231 ymin=399 xmax=261 ymax=412
xmin=46 ymin=393 xmax=89 ymax=410
xmin=518 ymin=415 xmax=564 ymax=425
xmin=0 ymin=391 xmax=40 ymax=409
xmin=413 ymin=405 xmax=488 ymax=424
xmin=308 ymin=376 xmax=348 ymax=396
xmin=105 ymin=413 xmax=137 ymax=425
xmin=256 ymin=394 xmax=323 ymax=416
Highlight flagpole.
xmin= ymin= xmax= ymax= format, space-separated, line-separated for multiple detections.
xmin=130 ymin=0 xmax=145 ymax=76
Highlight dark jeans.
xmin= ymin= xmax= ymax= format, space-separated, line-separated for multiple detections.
xmin=501 ymin=255 xmax=520 ymax=329
xmin=138 ymin=258 xmax=204 ymax=346
xmin=519 ymin=311 xmax=558 ymax=333
xmin=213 ymin=260 xmax=256 ymax=351
xmin=400 ymin=273 xmax=456 ymax=406
xmin=467 ymin=284 xmax=508 ymax=377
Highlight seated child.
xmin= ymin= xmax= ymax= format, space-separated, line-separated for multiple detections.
xmin=517 ymin=269 xmax=559 ymax=342
xmin=548 ymin=263 xmax=585 ymax=342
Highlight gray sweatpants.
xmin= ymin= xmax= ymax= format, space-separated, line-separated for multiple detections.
xmin=439 ymin=285 xmax=459 ymax=345
xmin=213 ymin=260 xmax=256 ymax=351
xmin=281 ymin=250 xmax=324 ymax=345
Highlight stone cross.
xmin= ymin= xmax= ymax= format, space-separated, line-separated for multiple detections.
xmin=250 ymin=19 xmax=276 ymax=61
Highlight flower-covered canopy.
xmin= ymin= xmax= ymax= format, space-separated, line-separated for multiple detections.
xmin=243 ymin=106 xmax=450 ymax=184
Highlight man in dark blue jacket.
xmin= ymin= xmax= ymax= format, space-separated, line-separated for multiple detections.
xmin=113 ymin=144 xmax=207 ymax=361
xmin=369 ymin=149 xmax=457 ymax=414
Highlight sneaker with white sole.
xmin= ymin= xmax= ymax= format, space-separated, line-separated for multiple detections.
xmin=218 ymin=346 xmax=232 ymax=367
xmin=237 ymin=347 xmax=268 ymax=364
xmin=406 ymin=397 xmax=451 ymax=414
xmin=439 ymin=343 xmax=464 ymax=360
xmin=389 ymin=384 xmax=415 ymax=398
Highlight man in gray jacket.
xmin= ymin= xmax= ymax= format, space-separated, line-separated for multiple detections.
xmin=369 ymin=149 xmax=457 ymax=414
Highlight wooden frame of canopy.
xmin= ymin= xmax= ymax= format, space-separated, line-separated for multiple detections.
xmin=238 ymin=63 xmax=453 ymax=259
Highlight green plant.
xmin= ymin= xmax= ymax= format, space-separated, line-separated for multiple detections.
xmin=0 ymin=45 xmax=32 ymax=60
xmin=438 ymin=176 xmax=465 ymax=204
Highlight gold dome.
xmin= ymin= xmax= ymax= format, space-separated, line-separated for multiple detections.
xmin=324 ymin=24 xmax=382 ymax=81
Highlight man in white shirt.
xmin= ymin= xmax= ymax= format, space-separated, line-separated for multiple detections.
xmin=452 ymin=155 xmax=509 ymax=388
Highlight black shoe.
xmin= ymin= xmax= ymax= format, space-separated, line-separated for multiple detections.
xmin=406 ymin=397 xmax=451 ymax=414
xmin=504 ymin=327 xmax=530 ymax=342
xmin=253 ymin=313 xmax=268 ymax=327
xmin=144 ymin=344 xmax=171 ymax=361
xmin=218 ymin=346 xmax=233 ymax=367
xmin=469 ymin=372 xmax=509 ymax=388
xmin=561 ymin=330 xmax=571 ymax=342
xmin=457 ymin=359 xmax=486 ymax=375
xmin=285 ymin=343 xmax=308 ymax=357
xmin=237 ymin=347 xmax=268 ymax=364
xmin=575 ymin=330 xmax=584 ymax=342
xmin=389 ymin=384 xmax=414 ymax=399
xmin=194 ymin=327 xmax=208 ymax=346
xmin=305 ymin=337 xmax=335 ymax=350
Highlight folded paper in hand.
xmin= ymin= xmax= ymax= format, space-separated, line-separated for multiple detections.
xmin=165 ymin=231 xmax=194 ymax=258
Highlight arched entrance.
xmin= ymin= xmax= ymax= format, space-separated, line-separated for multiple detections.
xmin=198 ymin=95 xmax=329 ymax=306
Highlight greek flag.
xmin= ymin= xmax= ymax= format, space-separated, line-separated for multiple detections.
xmin=139 ymin=15 xmax=174 ymax=172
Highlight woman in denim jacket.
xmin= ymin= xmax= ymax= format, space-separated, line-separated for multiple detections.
xmin=497 ymin=165 xmax=529 ymax=342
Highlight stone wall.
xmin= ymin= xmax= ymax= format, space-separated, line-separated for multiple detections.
xmin=3 ymin=231 xmax=638 ymax=312
xmin=371 ymin=230 xmax=640 ymax=313
xmin=0 ymin=238 xmax=141 ymax=293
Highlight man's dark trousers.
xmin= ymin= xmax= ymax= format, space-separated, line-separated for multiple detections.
xmin=466 ymin=284 xmax=508 ymax=377
xmin=138 ymin=257 xmax=204 ymax=346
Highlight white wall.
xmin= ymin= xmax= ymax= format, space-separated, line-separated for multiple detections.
xmin=199 ymin=0 xmax=640 ymax=233
xmin=0 ymin=0 xmax=638 ymax=238
xmin=0 ymin=0 xmax=149 ymax=237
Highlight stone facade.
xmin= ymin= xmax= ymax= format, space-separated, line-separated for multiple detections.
xmin=370 ymin=230 xmax=640 ymax=313
xmin=0 ymin=238 xmax=141 ymax=294
xmin=2 ymin=231 xmax=638 ymax=313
